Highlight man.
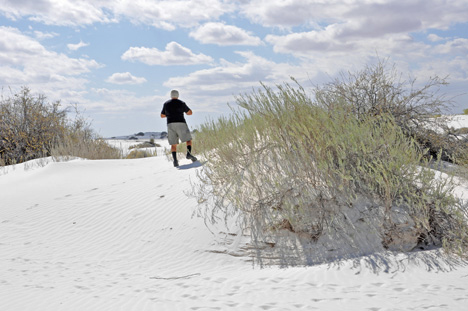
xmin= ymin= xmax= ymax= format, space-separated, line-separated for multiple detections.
xmin=161 ymin=90 xmax=197 ymax=167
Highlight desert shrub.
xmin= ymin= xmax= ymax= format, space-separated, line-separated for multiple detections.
xmin=0 ymin=87 xmax=66 ymax=165
xmin=463 ymin=108 xmax=468 ymax=115
xmin=1 ymin=87 xmax=121 ymax=165
xmin=192 ymin=81 xmax=468 ymax=264
xmin=129 ymin=140 xmax=161 ymax=150
xmin=315 ymin=60 xmax=450 ymax=130
xmin=314 ymin=60 xmax=468 ymax=165
xmin=126 ymin=149 xmax=157 ymax=159
xmin=454 ymin=127 xmax=468 ymax=135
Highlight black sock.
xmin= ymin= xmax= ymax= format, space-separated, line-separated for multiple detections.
xmin=172 ymin=152 xmax=177 ymax=161
xmin=187 ymin=145 xmax=192 ymax=155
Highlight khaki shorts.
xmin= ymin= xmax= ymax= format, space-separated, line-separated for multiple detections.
xmin=167 ymin=122 xmax=192 ymax=145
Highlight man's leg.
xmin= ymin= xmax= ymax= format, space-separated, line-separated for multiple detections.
xmin=185 ymin=140 xmax=197 ymax=162
xmin=186 ymin=140 xmax=192 ymax=154
xmin=171 ymin=144 xmax=179 ymax=167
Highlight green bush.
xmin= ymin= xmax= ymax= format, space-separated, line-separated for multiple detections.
xmin=192 ymin=81 xmax=468 ymax=263
xmin=463 ymin=108 xmax=468 ymax=115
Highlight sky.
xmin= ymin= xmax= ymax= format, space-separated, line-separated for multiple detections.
xmin=0 ymin=0 xmax=467 ymax=137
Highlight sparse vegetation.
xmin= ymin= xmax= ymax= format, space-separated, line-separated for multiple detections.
xmin=1 ymin=87 xmax=121 ymax=165
xmin=314 ymin=60 xmax=468 ymax=165
xmin=454 ymin=127 xmax=468 ymax=135
xmin=129 ymin=139 xmax=161 ymax=150
xmin=1 ymin=87 xmax=65 ymax=165
xmin=192 ymin=62 xmax=468 ymax=264
xmin=125 ymin=149 xmax=157 ymax=159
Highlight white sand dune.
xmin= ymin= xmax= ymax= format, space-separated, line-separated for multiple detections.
xmin=446 ymin=115 xmax=468 ymax=129
xmin=1 ymin=140 xmax=468 ymax=310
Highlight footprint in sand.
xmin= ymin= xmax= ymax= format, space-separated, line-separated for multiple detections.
xmin=26 ymin=204 xmax=39 ymax=210
xmin=75 ymin=285 xmax=90 ymax=290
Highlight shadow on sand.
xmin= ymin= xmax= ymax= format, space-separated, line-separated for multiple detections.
xmin=177 ymin=161 xmax=203 ymax=170
xmin=232 ymin=231 xmax=468 ymax=274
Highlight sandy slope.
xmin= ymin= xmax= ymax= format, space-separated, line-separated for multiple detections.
xmin=1 ymin=142 xmax=468 ymax=310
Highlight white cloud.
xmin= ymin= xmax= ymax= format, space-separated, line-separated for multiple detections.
xmin=0 ymin=0 xmax=113 ymax=26
xmin=0 ymin=26 xmax=102 ymax=106
xmin=112 ymin=0 xmax=231 ymax=29
xmin=433 ymin=38 xmax=468 ymax=55
xmin=240 ymin=0 xmax=468 ymax=30
xmin=428 ymin=34 xmax=445 ymax=42
xmin=266 ymin=26 xmax=353 ymax=54
xmin=67 ymin=40 xmax=90 ymax=51
xmin=0 ymin=0 xmax=232 ymax=29
xmin=239 ymin=0 xmax=347 ymax=28
xmin=242 ymin=0 xmax=468 ymax=59
xmin=190 ymin=22 xmax=263 ymax=46
xmin=121 ymin=42 xmax=213 ymax=66
xmin=164 ymin=51 xmax=307 ymax=96
xmin=106 ymin=72 xmax=147 ymax=85
xmin=264 ymin=21 xmax=431 ymax=61
xmin=0 ymin=27 xmax=101 ymax=78
xmin=86 ymin=88 xmax=162 ymax=112
xmin=33 ymin=30 xmax=59 ymax=40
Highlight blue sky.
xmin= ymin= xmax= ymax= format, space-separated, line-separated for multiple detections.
xmin=1 ymin=0 xmax=467 ymax=137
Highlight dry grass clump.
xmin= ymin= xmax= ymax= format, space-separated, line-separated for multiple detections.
xmin=126 ymin=149 xmax=157 ymax=159
xmin=129 ymin=139 xmax=161 ymax=150
xmin=454 ymin=127 xmax=468 ymax=135
xmin=192 ymin=63 xmax=468 ymax=264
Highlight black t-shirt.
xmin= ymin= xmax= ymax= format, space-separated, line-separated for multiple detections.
xmin=161 ymin=99 xmax=191 ymax=124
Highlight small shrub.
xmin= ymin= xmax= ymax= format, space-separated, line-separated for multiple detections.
xmin=126 ymin=149 xmax=157 ymax=159
xmin=314 ymin=60 xmax=468 ymax=164
xmin=129 ymin=141 xmax=161 ymax=150
xmin=455 ymin=127 xmax=468 ymax=135
xmin=1 ymin=87 xmax=122 ymax=165
xmin=0 ymin=87 xmax=66 ymax=165
xmin=463 ymin=108 xmax=468 ymax=115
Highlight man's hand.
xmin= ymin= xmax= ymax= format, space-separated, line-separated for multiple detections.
xmin=186 ymin=110 xmax=193 ymax=115
xmin=161 ymin=114 xmax=166 ymax=118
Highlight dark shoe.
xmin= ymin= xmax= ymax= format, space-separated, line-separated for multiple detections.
xmin=173 ymin=160 xmax=179 ymax=167
xmin=186 ymin=153 xmax=198 ymax=162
